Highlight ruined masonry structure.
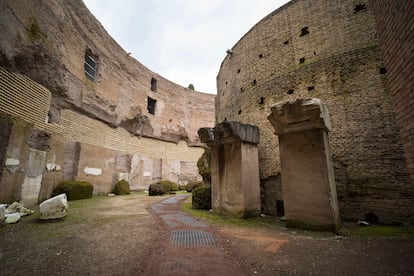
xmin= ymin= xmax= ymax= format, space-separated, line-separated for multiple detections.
xmin=198 ymin=122 xmax=261 ymax=217
xmin=0 ymin=0 xmax=215 ymax=204
xmin=268 ymin=98 xmax=341 ymax=231
xmin=216 ymin=0 xmax=414 ymax=223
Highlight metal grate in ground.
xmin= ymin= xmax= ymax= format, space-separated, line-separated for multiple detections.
xmin=159 ymin=260 xmax=200 ymax=274
xmin=170 ymin=229 xmax=216 ymax=247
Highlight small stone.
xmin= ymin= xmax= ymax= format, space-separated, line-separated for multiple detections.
xmin=5 ymin=213 xmax=21 ymax=224
xmin=108 ymin=193 xmax=115 ymax=197
xmin=357 ymin=220 xmax=370 ymax=226
xmin=260 ymin=213 xmax=266 ymax=217
xmin=40 ymin=194 xmax=68 ymax=220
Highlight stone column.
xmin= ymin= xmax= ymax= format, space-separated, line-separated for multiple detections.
xmin=198 ymin=121 xmax=261 ymax=217
xmin=268 ymin=98 xmax=341 ymax=232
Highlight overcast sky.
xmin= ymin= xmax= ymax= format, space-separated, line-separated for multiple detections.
xmin=83 ymin=0 xmax=290 ymax=94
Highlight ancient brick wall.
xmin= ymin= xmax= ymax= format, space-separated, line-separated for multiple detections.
xmin=216 ymin=0 xmax=414 ymax=223
xmin=369 ymin=0 xmax=414 ymax=184
xmin=0 ymin=0 xmax=214 ymax=202
xmin=0 ymin=0 xmax=215 ymax=146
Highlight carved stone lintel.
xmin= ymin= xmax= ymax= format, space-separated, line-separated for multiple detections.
xmin=268 ymin=98 xmax=331 ymax=135
xmin=198 ymin=121 xmax=259 ymax=146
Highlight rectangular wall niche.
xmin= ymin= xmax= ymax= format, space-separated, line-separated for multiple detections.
xmin=151 ymin=78 xmax=157 ymax=92
xmin=147 ymin=97 xmax=156 ymax=115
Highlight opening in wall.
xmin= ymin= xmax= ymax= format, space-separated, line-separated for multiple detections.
xmin=354 ymin=4 xmax=366 ymax=13
xmin=151 ymin=78 xmax=157 ymax=92
xmin=84 ymin=50 xmax=96 ymax=82
xmin=147 ymin=97 xmax=156 ymax=115
xmin=300 ymin=27 xmax=309 ymax=37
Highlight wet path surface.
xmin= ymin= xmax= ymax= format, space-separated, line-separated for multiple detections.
xmin=143 ymin=194 xmax=242 ymax=275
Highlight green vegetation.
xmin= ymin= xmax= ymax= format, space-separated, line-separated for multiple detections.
xmin=148 ymin=183 xmax=164 ymax=196
xmin=188 ymin=84 xmax=195 ymax=90
xmin=192 ymin=186 xmax=211 ymax=210
xmin=342 ymin=224 xmax=414 ymax=237
xmin=113 ymin=179 xmax=130 ymax=195
xmin=185 ymin=181 xmax=201 ymax=192
xmin=26 ymin=17 xmax=47 ymax=43
xmin=197 ymin=149 xmax=211 ymax=176
xmin=51 ymin=181 xmax=93 ymax=200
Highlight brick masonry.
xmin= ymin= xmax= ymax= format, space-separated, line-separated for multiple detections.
xmin=0 ymin=0 xmax=214 ymax=203
xmin=369 ymin=0 xmax=414 ymax=184
xmin=216 ymin=0 xmax=414 ymax=223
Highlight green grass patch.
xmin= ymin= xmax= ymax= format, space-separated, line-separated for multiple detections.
xmin=342 ymin=224 xmax=414 ymax=237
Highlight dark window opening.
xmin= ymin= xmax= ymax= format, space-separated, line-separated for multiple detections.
xmin=259 ymin=54 xmax=263 ymax=58
xmin=252 ymin=79 xmax=257 ymax=85
xmin=151 ymin=78 xmax=157 ymax=92
xmin=84 ymin=51 xmax=96 ymax=82
xmin=314 ymin=51 xmax=317 ymax=55
xmin=300 ymin=27 xmax=309 ymax=37
xmin=237 ymin=69 xmax=241 ymax=73
xmin=284 ymin=40 xmax=289 ymax=45
xmin=354 ymin=4 xmax=366 ymax=13
xmin=308 ymin=86 xmax=315 ymax=91
xmin=379 ymin=67 xmax=387 ymax=74
xmin=299 ymin=57 xmax=305 ymax=64
xmin=259 ymin=97 xmax=265 ymax=105
xmin=225 ymin=81 xmax=228 ymax=85
xmin=147 ymin=97 xmax=156 ymax=115
xmin=240 ymin=87 xmax=244 ymax=93
xmin=238 ymin=109 xmax=242 ymax=115
xmin=287 ymin=89 xmax=294 ymax=95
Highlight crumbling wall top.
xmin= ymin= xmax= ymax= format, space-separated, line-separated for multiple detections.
xmin=198 ymin=121 xmax=260 ymax=146
xmin=268 ymin=98 xmax=331 ymax=135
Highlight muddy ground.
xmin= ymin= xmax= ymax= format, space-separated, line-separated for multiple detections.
xmin=1 ymin=193 xmax=413 ymax=275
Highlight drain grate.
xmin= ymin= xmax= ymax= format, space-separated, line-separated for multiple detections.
xmin=170 ymin=230 xmax=216 ymax=247
xmin=159 ymin=260 xmax=200 ymax=274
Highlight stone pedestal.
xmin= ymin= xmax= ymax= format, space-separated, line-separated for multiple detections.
xmin=198 ymin=121 xmax=261 ymax=217
xmin=268 ymin=98 xmax=341 ymax=232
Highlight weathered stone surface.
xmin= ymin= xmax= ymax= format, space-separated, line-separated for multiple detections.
xmin=5 ymin=213 xmax=21 ymax=224
xmin=0 ymin=204 xmax=6 ymax=226
xmin=5 ymin=202 xmax=34 ymax=216
xmin=268 ymin=98 xmax=331 ymax=134
xmin=200 ymin=121 xmax=261 ymax=217
xmin=268 ymin=98 xmax=340 ymax=232
xmin=39 ymin=194 xmax=68 ymax=220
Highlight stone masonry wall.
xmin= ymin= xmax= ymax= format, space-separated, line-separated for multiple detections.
xmin=0 ymin=67 xmax=205 ymax=203
xmin=369 ymin=0 xmax=414 ymax=184
xmin=216 ymin=0 xmax=414 ymax=223
xmin=0 ymin=0 xmax=214 ymax=202
xmin=0 ymin=0 xmax=215 ymax=146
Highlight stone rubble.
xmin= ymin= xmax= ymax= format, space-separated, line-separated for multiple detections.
xmin=39 ymin=194 xmax=68 ymax=220
xmin=0 ymin=202 xmax=35 ymax=225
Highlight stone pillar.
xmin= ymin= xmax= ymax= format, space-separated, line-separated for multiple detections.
xmin=268 ymin=98 xmax=341 ymax=232
xmin=198 ymin=121 xmax=261 ymax=217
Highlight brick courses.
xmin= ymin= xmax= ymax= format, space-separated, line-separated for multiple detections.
xmin=217 ymin=0 xmax=414 ymax=223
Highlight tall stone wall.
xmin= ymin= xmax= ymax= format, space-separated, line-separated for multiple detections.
xmin=216 ymin=0 xmax=414 ymax=223
xmin=0 ymin=0 xmax=215 ymax=203
xmin=0 ymin=0 xmax=215 ymax=146
xmin=369 ymin=0 xmax=414 ymax=184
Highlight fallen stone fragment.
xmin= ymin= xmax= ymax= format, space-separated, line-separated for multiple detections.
xmin=5 ymin=202 xmax=34 ymax=216
xmin=40 ymin=194 xmax=68 ymax=220
xmin=5 ymin=213 xmax=21 ymax=224
xmin=357 ymin=220 xmax=370 ymax=226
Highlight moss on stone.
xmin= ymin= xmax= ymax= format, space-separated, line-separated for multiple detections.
xmin=51 ymin=181 xmax=93 ymax=201
xmin=113 ymin=179 xmax=130 ymax=195
xmin=26 ymin=17 xmax=47 ymax=43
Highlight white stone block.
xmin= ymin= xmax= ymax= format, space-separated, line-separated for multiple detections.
xmin=84 ymin=167 xmax=102 ymax=176
xmin=5 ymin=158 xmax=19 ymax=166
xmin=40 ymin=194 xmax=68 ymax=220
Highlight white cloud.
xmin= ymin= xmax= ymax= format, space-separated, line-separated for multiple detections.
xmin=83 ymin=0 xmax=291 ymax=93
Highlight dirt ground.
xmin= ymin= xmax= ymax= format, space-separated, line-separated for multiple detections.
xmin=1 ymin=193 xmax=413 ymax=275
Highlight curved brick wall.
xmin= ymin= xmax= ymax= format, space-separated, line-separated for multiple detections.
xmin=0 ymin=0 xmax=214 ymax=202
xmin=216 ymin=0 xmax=413 ymax=223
